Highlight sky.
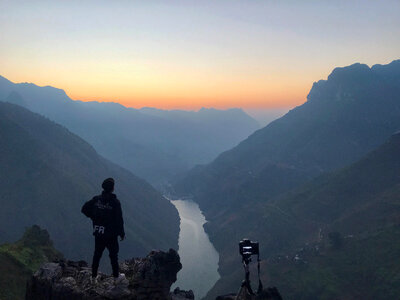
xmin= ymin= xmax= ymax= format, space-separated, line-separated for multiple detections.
xmin=1 ymin=0 xmax=399 ymax=115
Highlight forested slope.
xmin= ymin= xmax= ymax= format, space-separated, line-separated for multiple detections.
xmin=0 ymin=102 xmax=179 ymax=261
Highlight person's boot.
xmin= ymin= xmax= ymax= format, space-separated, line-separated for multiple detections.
xmin=113 ymin=273 xmax=126 ymax=285
xmin=90 ymin=275 xmax=100 ymax=285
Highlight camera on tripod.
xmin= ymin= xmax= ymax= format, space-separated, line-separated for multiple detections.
xmin=239 ymin=238 xmax=259 ymax=263
xmin=238 ymin=238 xmax=262 ymax=295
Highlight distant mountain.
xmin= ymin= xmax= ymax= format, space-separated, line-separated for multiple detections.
xmin=172 ymin=60 xmax=400 ymax=299
xmin=0 ymin=102 xmax=179 ymax=261
xmin=0 ymin=77 xmax=260 ymax=186
xmin=0 ymin=225 xmax=63 ymax=300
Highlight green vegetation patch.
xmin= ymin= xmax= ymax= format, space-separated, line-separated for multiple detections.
xmin=0 ymin=225 xmax=63 ymax=300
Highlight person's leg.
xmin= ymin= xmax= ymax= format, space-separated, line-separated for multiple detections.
xmin=92 ymin=237 xmax=106 ymax=278
xmin=106 ymin=236 xmax=120 ymax=277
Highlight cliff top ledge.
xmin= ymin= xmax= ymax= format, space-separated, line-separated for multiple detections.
xmin=25 ymin=248 xmax=193 ymax=300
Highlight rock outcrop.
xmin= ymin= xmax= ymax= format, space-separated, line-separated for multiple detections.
xmin=216 ymin=286 xmax=282 ymax=300
xmin=26 ymin=249 xmax=194 ymax=300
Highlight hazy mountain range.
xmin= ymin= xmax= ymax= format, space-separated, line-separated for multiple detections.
xmin=0 ymin=101 xmax=179 ymax=261
xmin=174 ymin=59 xmax=400 ymax=299
xmin=0 ymin=76 xmax=260 ymax=187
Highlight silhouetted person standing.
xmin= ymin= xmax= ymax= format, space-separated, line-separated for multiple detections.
xmin=81 ymin=178 xmax=125 ymax=283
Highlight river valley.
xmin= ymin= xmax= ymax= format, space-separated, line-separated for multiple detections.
xmin=170 ymin=200 xmax=220 ymax=299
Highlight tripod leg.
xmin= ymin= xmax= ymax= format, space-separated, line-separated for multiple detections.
xmin=237 ymin=284 xmax=254 ymax=300
xmin=242 ymin=262 xmax=254 ymax=295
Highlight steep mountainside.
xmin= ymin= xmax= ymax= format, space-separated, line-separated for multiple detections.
xmin=266 ymin=225 xmax=400 ymax=300
xmin=0 ymin=102 xmax=179 ymax=261
xmin=0 ymin=78 xmax=259 ymax=186
xmin=259 ymin=132 xmax=400 ymax=299
xmin=0 ymin=225 xmax=63 ymax=300
xmin=206 ymin=132 xmax=400 ymax=300
xmin=173 ymin=60 xmax=400 ymax=299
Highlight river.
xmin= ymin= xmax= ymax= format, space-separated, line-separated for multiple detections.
xmin=170 ymin=199 xmax=220 ymax=299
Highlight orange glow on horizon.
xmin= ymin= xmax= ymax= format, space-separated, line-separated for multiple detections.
xmin=65 ymin=83 xmax=308 ymax=110
xmin=68 ymin=92 xmax=307 ymax=110
xmin=4 ymin=70 xmax=310 ymax=111
xmin=1 ymin=1 xmax=398 ymax=113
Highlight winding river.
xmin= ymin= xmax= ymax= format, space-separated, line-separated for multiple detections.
xmin=170 ymin=200 xmax=220 ymax=299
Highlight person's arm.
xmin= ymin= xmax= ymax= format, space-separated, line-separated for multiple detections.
xmin=115 ymin=199 xmax=125 ymax=240
xmin=81 ymin=198 xmax=95 ymax=219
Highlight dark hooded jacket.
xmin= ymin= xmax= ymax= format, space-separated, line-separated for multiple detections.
xmin=81 ymin=191 xmax=125 ymax=238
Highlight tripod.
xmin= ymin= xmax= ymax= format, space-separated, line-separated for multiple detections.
xmin=241 ymin=255 xmax=263 ymax=295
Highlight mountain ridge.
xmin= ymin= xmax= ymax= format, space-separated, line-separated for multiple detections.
xmin=0 ymin=76 xmax=260 ymax=186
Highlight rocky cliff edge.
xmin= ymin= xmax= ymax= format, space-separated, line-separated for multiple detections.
xmin=25 ymin=249 xmax=193 ymax=300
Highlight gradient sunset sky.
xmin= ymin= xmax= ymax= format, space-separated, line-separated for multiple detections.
xmin=1 ymin=0 xmax=399 ymax=112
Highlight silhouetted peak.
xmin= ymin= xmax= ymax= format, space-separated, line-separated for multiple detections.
xmin=80 ymin=100 xmax=140 ymax=115
xmin=223 ymin=108 xmax=246 ymax=114
xmin=307 ymin=59 xmax=400 ymax=103
xmin=372 ymin=59 xmax=400 ymax=70
xmin=371 ymin=59 xmax=400 ymax=80
xmin=328 ymin=62 xmax=371 ymax=80
xmin=139 ymin=106 xmax=257 ymax=124
xmin=0 ymin=74 xmax=14 ymax=85
xmin=198 ymin=107 xmax=247 ymax=116
xmin=23 ymin=83 xmax=69 ymax=96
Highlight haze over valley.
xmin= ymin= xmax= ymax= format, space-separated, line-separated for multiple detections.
xmin=0 ymin=75 xmax=260 ymax=187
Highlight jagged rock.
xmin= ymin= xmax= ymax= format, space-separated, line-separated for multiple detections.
xmin=216 ymin=294 xmax=236 ymax=300
xmin=171 ymin=287 xmax=194 ymax=300
xmin=26 ymin=249 xmax=193 ymax=300
xmin=216 ymin=286 xmax=282 ymax=300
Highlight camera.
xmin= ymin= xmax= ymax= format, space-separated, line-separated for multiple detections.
xmin=239 ymin=238 xmax=259 ymax=262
